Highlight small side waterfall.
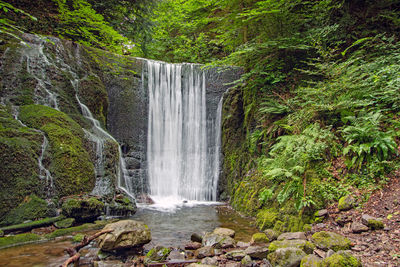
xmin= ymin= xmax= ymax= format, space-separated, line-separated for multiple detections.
xmin=147 ymin=61 xmax=222 ymax=203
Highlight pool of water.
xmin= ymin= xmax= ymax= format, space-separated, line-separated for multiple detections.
xmin=0 ymin=205 xmax=258 ymax=266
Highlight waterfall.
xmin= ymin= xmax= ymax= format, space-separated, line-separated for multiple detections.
xmin=146 ymin=60 xmax=222 ymax=203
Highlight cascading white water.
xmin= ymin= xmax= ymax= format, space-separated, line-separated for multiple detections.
xmin=147 ymin=61 xmax=221 ymax=203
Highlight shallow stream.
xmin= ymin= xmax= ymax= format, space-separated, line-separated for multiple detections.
xmin=0 ymin=205 xmax=257 ymax=267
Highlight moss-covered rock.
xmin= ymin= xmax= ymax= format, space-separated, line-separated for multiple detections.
xmin=0 ymin=105 xmax=44 ymax=222
xmin=300 ymin=254 xmax=322 ymax=267
xmin=251 ymin=232 xmax=269 ymax=244
xmin=269 ymin=239 xmax=315 ymax=254
xmin=321 ymin=251 xmax=361 ymax=266
xmin=1 ymin=195 xmax=50 ymax=225
xmin=0 ymin=230 xmax=3 ymax=237
xmin=338 ymin=195 xmax=355 ymax=211
xmin=146 ymin=246 xmax=172 ymax=262
xmin=19 ymin=104 xmax=95 ymax=197
xmin=264 ymin=229 xmax=280 ymax=241
xmin=54 ymin=218 xmax=75 ymax=229
xmin=268 ymin=247 xmax=306 ymax=267
xmin=0 ymin=233 xmax=42 ymax=249
xmin=311 ymin=231 xmax=352 ymax=252
xmin=256 ymin=208 xmax=278 ymax=230
xmin=61 ymin=196 xmax=104 ymax=222
xmin=45 ymin=220 xmax=110 ymax=239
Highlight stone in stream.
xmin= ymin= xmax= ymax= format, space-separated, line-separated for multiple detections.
xmin=191 ymin=232 xmax=203 ymax=243
xmin=225 ymin=249 xmax=247 ymax=261
xmin=97 ymin=220 xmax=151 ymax=251
xmin=277 ymin=232 xmax=307 ymax=241
xmin=311 ymin=231 xmax=352 ymax=252
xmin=264 ymin=229 xmax=280 ymax=241
xmin=195 ymin=246 xmax=215 ymax=259
xmin=244 ymin=245 xmax=269 ymax=259
xmin=268 ymin=247 xmax=306 ymax=267
xmin=202 ymin=232 xmax=236 ymax=248
xmin=351 ymin=222 xmax=369 ymax=233
xmin=250 ymin=232 xmax=269 ymax=244
xmin=201 ymin=256 xmax=219 ymax=265
xmin=167 ymin=250 xmax=185 ymax=261
xmin=185 ymin=241 xmax=202 ymax=250
xmin=212 ymin=227 xmax=235 ymax=237
xmin=146 ymin=246 xmax=171 ymax=262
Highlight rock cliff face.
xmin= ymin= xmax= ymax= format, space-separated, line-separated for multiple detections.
xmin=0 ymin=34 xmax=240 ymax=223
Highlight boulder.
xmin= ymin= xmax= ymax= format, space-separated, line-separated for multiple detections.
xmin=335 ymin=215 xmax=352 ymax=226
xmin=201 ymin=256 xmax=218 ymax=266
xmin=195 ymin=246 xmax=215 ymax=259
xmin=311 ymin=231 xmax=352 ymax=252
xmin=241 ymin=255 xmax=254 ymax=266
xmin=146 ymin=246 xmax=171 ymax=262
xmin=250 ymin=233 xmax=269 ymax=244
xmin=245 ymin=245 xmax=269 ymax=259
xmin=167 ymin=250 xmax=185 ymax=261
xmin=269 ymin=239 xmax=315 ymax=254
xmin=226 ymin=249 xmax=247 ymax=261
xmin=264 ymin=229 xmax=280 ymax=241
xmin=361 ymin=214 xmax=384 ymax=230
xmin=97 ymin=220 xmax=151 ymax=251
xmin=321 ymin=250 xmax=361 ymax=266
xmin=213 ymin=227 xmax=235 ymax=237
xmin=61 ymin=197 xmax=104 ymax=222
xmin=338 ymin=195 xmax=355 ymax=211
xmin=300 ymin=254 xmax=322 ymax=267
xmin=202 ymin=233 xmax=236 ymax=248
xmin=315 ymin=209 xmax=328 ymax=217
xmin=185 ymin=241 xmax=202 ymax=250
xmin=277 ymin=232 xmax=307 ymax=241
xmin=268 ymin=247 xmax=306 ymax=267
xmin=351 ymin=222 xmax=369 ymax=233
xmin=191 ymin=232 xmax=203 ymax=243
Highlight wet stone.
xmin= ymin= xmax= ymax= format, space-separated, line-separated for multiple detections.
xmin=277 ymin=232 xmax=307 ymax=241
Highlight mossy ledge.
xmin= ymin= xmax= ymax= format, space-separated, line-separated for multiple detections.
xmin=19 ymin=104 xmax=95 ymax=197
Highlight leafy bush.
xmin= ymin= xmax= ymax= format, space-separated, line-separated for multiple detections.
xmin=342 ymin=111 xmax=397 ymax=169
xmin=259 ymin=124 xmax=334 ymax=211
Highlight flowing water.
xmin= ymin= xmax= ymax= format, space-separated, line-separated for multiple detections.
xmin=0 ymin=206 xmax=257 ymax=267
xmin=147 ymin=61 xmax=222 ymax=204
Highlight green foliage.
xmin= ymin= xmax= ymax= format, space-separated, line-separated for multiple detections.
xmin=0 ymin=1 xmax=37 ymax=42
xmin=342 ymin=111 xmax=397 ymax=169
xmin=1 ymin=195 xmax=49 ymax=226
xmin=259 ymin=124 xmax=334 ymax=210
xmin=53 ymin=0 xmax=130 ymax=53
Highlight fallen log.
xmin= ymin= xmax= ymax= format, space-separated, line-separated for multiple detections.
xmin=60 ymin=229 xmax=113 ymax=267
xmin=0 ymin=216 xmax=65 ymax=234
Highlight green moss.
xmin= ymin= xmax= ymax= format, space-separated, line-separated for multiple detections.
xmin=146 ymin=246 xmax=171 ymax=262
xmin=73 ymin=233 xmax=85 ymax=243
xmin=367 ymin=219 xmax=384 ymax=230
xmin=303 ymin=224 xmax=312 ymax=232
xmin=251 ymin=233 xmax=269 ymax=244
xmin=256 ymin=208 xmax=278 ymax=230
xmin=78 ymin=75 xmax=108 ymax=126
xmin=54 ymin=218 xmax=75 ymax=229
xmin=1 ymin=195 xmax=49 ymax=226
xmin=0 ymin=233 xmax=42 ymax=249
xmin=321 ymin=251 xmax=361 ymax=267
xmin=0 ymin=216 xmax=64 ymax=234
xmin=0 ymin=230 xmax=4 ymax=237
xmin=45 ymin=220 xmax=109 ymax=239
xmin=300 ymin=255 xmax=322 ymax=267
xmin=0 ymin=105 xmax=44 ymax=222
xmin=311 ymin=231 xmax=352 ymax=252
xmin=19 ymin=105 xmax=95 ymax=197
xmin=61 ymin=197 xmax=104 ymax=222
xmin=338 ymin=195 xmax=355 ymax=211
xmin=269 ymin=239 xmax=315 ymax=254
